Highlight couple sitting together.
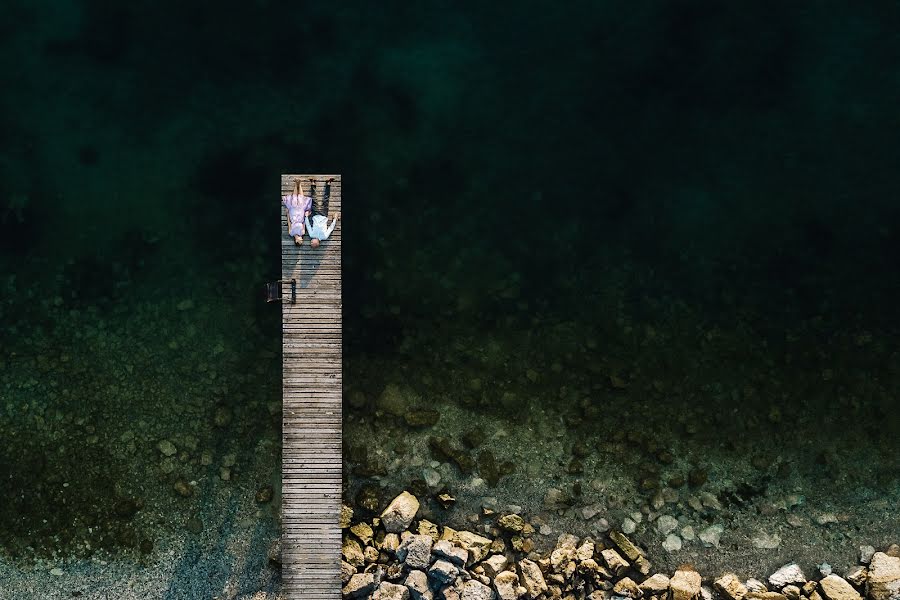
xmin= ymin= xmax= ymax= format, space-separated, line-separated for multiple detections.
xmin=282 ymin=178 xmax=341 ymax=247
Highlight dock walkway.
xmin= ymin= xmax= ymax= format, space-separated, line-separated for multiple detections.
xmin=280 ymin=173 xmax=342 ymax=599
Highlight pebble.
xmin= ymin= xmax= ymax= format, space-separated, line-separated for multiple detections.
xmin=50 ymin=568 xmax=63 ymax=576
xmin=698 ymin=524 xmax=724 ymax=548
xmin=186 ymin=517 xmax=203 ymax=534
xmin=860 ymin=545 xmax=876 ymax=565
xmin=158 ymin=439 xmax=177 ymax=456
xmin=255 ymin=486 xmax=273 ymax=504
xmin=622 ymin=518 xmax=637 ymax=534
xmin=656 ymin=515 xmax=679 ymax=535
xmin=422 ymin=467 xmax=441 ymax=488
xmin=173 ymin=479 xmax=193 ymax=498
xmin=752 ymin=532 xmax=781 ymax=550
xmin=663 ymin=534 xmax=683 ymax=552
xmin=681 ymin=526 xmax=696 ymax=541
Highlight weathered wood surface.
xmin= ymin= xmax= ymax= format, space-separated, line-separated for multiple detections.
xmin=281 ymin=173 xmax=342 ymax=599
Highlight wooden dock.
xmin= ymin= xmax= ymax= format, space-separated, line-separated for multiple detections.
xmin=280 ymin=174 xmax=342 ymax=599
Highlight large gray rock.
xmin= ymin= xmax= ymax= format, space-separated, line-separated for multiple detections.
xmin=518 ymin=559 xmax=547 ymax=599
xmin=400 ymin=534 xmax=433 ymax=570
xmin=343 ymin=573 xmax=376 ymax=598
xmin=461 ymin=579 xmax=494 ymax=600
xmin=429 ymin=559 xmax=460 ymax=585
xmin=381 ymin=491 xmax=421 ymax=533
xmin=433 ymin=539 xmax=468 ymax=567
xmin=819 ymin=575 xmax=861 ymax=600
xmin=341 ymin=560 xmax=356 ymax=585
xmin=868 ymin=552 xmax=900 ymax=600
xmin=455 ymin=531 xmax=493 ymax=565
xmin=373 ymin=581 xmax=411 ymax=600
xmin=769 ymin=564 xmax=807 ymax=589
xmin=482 ymin=554 xmax=509 ymax=579
xmin=493 ymin=571 xmax=521 ymax=600
xmin=405 ymin=569 xmax=433 ymax=600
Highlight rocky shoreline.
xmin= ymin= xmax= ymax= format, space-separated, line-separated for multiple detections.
xmin=331 ymin=490 xmax=900 ymax=600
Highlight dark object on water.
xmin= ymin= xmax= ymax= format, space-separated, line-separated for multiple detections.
xmin=266 ymin=278 xmax=296 ymax=304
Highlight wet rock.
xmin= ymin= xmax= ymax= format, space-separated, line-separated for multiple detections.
xmin=343 ymin=538 xmax=365 ymax=568
xmin=819 ymin=575 xmax=861 ymax=600
xmin=769 ymin=564 xmax=807 ymax=589
xmin=378 ymin=384 xmax=417 ymax=418
xmin=404 ymin=569 xmax=432 ymax=600
xmin=481 ymin=554 xmax=508 ymax=578
xmin=688 ymin=467 xmax=708 ymax=487
xmin=715 ymin=573 xmax=748 ymax=600
xmin=268 ymin=537 xmax=282 ymax=568
xmin=341 ymin=560 xmax=355 ymax=584
xmin=433 ymin=539 xmax=468 ymax=567
xmin=671 ymin=568 xmax=702 ymax=600
xmin=404 ymin=409 xmax=440 ymax=428
xmin=477 ymin=450 xmax=501 ymax=487
xmin=350 ymin=522 xmax=374 ymax=546
xmin=186 ymin=517 xmax=203 ymax=534
xmin=662 ymin=534 xmax=682 ymax=552
xmin=462 ymin=427 xmax=486 ymax=449
xmin=381 ymin=491 xmax=420 ymax=533
xmin=698 ymin=524 xmax=724 ymax=548
xmin=341 ymin=504 xmax=354 ymax=528
xmin=398 ymin=534 xmax=432 ymax=570
xmin=461 ymin=579 xmax=493 ymax=600
xmin=641 ymin=574 xmax=671 ymax=595
xmin=518 ymin=558 xmax=548 ymax=599
xmin=429 ymin=437 xmax=474 ymax=474
xmin=494 ymin=571 xmax=522 ymax=600
xmin=614 ymin=577 xmax=642 ymax=599
xmin=255 ymin=485 xmax=273 ymax=504
xmin=656 ymin=515 xmax=679 ymax=535
xmin=747 ymin=579 xmax=769 ymax=593
xmin=428 ymin=559 xmax=459 ymax=585
xmin=173 ymin=479 xmax=193 ymax=498
xmin=860 ymin=546 xmax=877 ymax=565
xmin=543 ymin=488 xmax=572 ymax=510
xmin=753 ymin=532 xmax=781 ymax=550
xmin=783 ymin=585 xmax=801 ymax=600
xmin=845 ymin=566 xmax=867 ymax=588
xmin=372 ymin=580 xmax=410 ymax=600
xmin=498 ymin=514 xmax=525 ymax=533
xmin=455 ymin=531 xmax=492 ymax=565
xmin=158 ymin=439 xmax=177 ymax=456
xmin=599 ymin=547 xmax=628 ymax=576
xmin=867 ymin=552 xmax=900 ymax=600
xmin=746 ymin=593 xmax=787 ymax=600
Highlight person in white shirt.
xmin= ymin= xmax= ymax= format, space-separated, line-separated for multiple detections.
xmin=305 ymin=177 xmax=340 ymax=249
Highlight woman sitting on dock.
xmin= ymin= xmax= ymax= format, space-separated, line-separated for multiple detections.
xmin=282 ymin=179 xmax=313 ymax=246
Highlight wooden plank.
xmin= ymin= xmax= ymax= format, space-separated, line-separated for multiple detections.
xmin=281 ymin=173 xmax=342 ymax=600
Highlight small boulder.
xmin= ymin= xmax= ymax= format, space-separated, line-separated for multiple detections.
xmin=867 ymin=552 xmax=900 ymax=600
xmin=381 ymin=491 xmax=420 ymax=533
xmin=671 ymin=568 xmax=702 ymax=600
xmin=769 ymin=564 xmax=807 ymax=590
xmin=715 ymin=573 xmax=748 ymax=600
xmin=819 ymin=575 xmax=862 ymax=600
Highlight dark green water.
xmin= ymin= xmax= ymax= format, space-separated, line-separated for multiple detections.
xmin=1 ymin=0 xmax=899 ymax=592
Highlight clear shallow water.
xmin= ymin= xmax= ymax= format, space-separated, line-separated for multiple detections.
xmin=1 ymin=0 xmax=899 ymax=592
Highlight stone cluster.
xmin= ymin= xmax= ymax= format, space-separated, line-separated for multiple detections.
xmin=337 ymin=490 xmax=900 ymax=600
